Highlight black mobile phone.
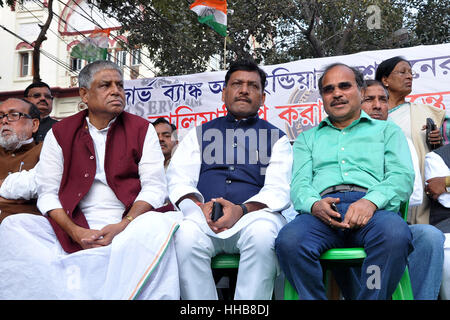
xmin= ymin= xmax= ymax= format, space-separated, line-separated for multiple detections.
xmin=211 ymin=202 xmax=224 ymax=222
xmin=426 ymin=118 xmax=441 ymax=150
xmin=330 ymin=202 xmax=341 ymax=222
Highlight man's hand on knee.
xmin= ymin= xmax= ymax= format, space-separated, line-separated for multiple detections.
xmin=343 ymin=198 xmax=377 ymax=229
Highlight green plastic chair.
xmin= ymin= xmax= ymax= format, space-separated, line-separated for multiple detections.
xmin=284 ymin=201 xmax=414 ymax=300
xmin=211 ymin=253 xmax=240 ymax=269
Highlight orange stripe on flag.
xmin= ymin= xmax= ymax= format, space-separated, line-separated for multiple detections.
xmin=190 ymin=0 xmax=227 ymax=14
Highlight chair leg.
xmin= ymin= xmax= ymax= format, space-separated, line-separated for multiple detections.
xmin=391 ymin=266 xmax=414 ymax=300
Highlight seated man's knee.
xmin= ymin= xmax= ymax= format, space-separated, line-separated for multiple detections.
xmin=240 ymin=219 xmax=279 ymax=253
xmin=174 ymin=220 xmax=207 ymax=258
xmin=275 ymin=215 xmax=315 ymax=258
xmin=372 ymin=213 xmax=412 ymax=251
xmin=410 ymin=224 xmax=445 ymax=248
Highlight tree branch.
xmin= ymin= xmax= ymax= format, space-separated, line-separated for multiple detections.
xmin=32 ymin=0 xmax=53 ymax=83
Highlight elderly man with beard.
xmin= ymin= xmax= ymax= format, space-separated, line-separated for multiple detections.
xmin=0 ymin=61 xmax=181 ymax=300
xmin=0 ymin=98 xmax=42 ymax=223
xmin=24 ymin=82 xmax=58 ymax=142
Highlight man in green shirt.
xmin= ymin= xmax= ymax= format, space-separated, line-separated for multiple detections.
xmin=275 ymin=63 xmax=414 ymax=299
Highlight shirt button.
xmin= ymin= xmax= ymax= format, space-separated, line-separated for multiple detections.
xmin=77 ymin=193 xmax=82 ymax=197
xmin=342 ymin=132 xmax=346 ymax=135
xmin=84 ymin=173 xmax=89 ymax=178
xmin=341 ymin=147 xmax=345 ymax=151
xmin=226 ymin=179 xmax=232 ymax=184
xmin=229 ymin=166 xmax=235 ymax=171
xmin=341 ymin=160 xmax=346 ymax=164
xmin=89 ymin=156 xmax=94 ymax=160
xmin=233 ymin=143 xmax=237 ymax=148
xmin=11 ymin=154 xmax=15 ymax=157
xmin=344 ymin=172 xmax=349 ymax=176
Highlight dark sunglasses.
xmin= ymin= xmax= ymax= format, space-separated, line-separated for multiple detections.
xmin=322 ymin=81 xmax=353 ymax=94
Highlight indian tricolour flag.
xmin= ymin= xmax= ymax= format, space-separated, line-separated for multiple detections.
xmin=190 ymin=0 xmax=227 ymax=37
xmin=71 ymin=28 xmax=111 ymax=62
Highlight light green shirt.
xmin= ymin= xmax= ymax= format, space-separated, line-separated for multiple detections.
xmin=291 ymin=110 xmax=414 ymax=213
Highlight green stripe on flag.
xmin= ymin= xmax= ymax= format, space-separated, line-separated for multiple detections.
xmin=198 ymin=15 xmax=227 ymax=37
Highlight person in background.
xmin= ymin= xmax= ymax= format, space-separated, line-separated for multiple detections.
xmin=24 ymin=81 xmax=58 ymax=142
xmin=152 ymin=117 xmax=178 ymax=170
xmin=375 ymin=56 xmax=446 ymax=224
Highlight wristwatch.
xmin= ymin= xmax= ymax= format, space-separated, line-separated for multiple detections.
xmin=445 ymin=176 xmax=450 ymax=193
xmin=238 ymin=203 xmax=248 ymax=215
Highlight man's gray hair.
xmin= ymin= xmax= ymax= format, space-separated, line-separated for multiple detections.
xmin=78 ymin=60 xmax=123 ymax=89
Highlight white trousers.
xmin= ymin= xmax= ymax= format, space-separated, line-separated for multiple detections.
xmin=174 ymin=203 xmax=286 ymax=300
xmin=0 ymin=212 xmax=181 ymax=300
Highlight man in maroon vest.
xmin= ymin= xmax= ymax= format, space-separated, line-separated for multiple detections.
xmin=0 ymin=61 xmax=181 ymax=300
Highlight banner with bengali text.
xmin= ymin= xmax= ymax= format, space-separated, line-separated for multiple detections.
xmin=124 ymin=43 xmax=450 ymax=141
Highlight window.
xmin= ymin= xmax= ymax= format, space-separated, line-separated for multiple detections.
xmin=70 ymin=57 xmax=83 ymax=72
xmin=19 ymin=52 xmax=31 ymax=77
xmin=131 ymin=49 xmax=141 ymax=66
xmin=116 ymin=50 xmax=127 ymax=67
xmin=106 ymin=49 xmax=114 ymax=62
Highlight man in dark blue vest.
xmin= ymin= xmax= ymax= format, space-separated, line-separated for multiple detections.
xmin=167 ymin=60 xmax=293 ymax=299
xmin=425 ymin=143 xmax=450 ymax=299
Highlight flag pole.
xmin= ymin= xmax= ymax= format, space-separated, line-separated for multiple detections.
xmin=223 ymin=36 xmax=227 ymax=70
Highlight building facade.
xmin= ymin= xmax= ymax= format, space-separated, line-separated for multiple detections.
xmin=0 ymin=0 xmax=156 ymax=119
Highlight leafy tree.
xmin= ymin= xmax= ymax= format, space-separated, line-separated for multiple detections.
xmin=94 ymin=0 xmax=449 ymax=76
xmin=3 ymin=0 xmax=449 ymax=77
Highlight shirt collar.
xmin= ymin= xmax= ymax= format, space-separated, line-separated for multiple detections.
xmin=225 ymin=112 xmax=259 ymax=124
xmin=318 ymin=109 xmax=373 ymax=129
xmin=86 ymin=116 xmax=117 ymax=132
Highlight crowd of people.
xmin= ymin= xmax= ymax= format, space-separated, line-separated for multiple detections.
xmin=0 ymin=56 xmax=449 ymax=300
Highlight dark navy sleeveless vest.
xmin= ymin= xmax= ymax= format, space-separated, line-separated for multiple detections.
xmin=430 ymin=144 xmax=450 ymax=227
xmin=196 ymin=113 xmax=285 ymax=204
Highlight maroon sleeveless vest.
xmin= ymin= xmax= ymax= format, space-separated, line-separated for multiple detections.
xmin=49 ymin=110 xmax=149 ymax=253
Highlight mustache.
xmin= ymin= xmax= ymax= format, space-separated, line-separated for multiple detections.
xmin=0 ymin=125 xmax=14 ymax=134
xmin=330 ymin=99 xmax=348 ymax=106
xmin=234 ymin=96 xmax=252 ymax=103
xmin=37 ymin=99 xmax=49 ymax=106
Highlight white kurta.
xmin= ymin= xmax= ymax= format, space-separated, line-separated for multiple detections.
xmin=0 ymin=116 xmax=181 ymax=300
xmin=167 ymin=125 xmax=293 ymax=300
xmin=424 ymin=150 xmax=450 ymax=299
xmin=425 ymin=151 xmax=450 ymax=208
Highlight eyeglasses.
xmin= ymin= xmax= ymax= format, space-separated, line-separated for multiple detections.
xmin=27 ymin=93 xmax=54 ymax=100
xmin=391 ymin=70 xmax=417 ymax=77
xmin=0 ymin=112 xmax=32 ymax=122
xmin=322 ymin=81 xmax=353 ymax=94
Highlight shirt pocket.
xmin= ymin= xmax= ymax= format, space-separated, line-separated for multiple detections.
xmin=352 ymin=142 xmax=385 ymax=178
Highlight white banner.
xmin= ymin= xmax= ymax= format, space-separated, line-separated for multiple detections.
xmin=124 ymin=43 xmax=450 ymax=141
